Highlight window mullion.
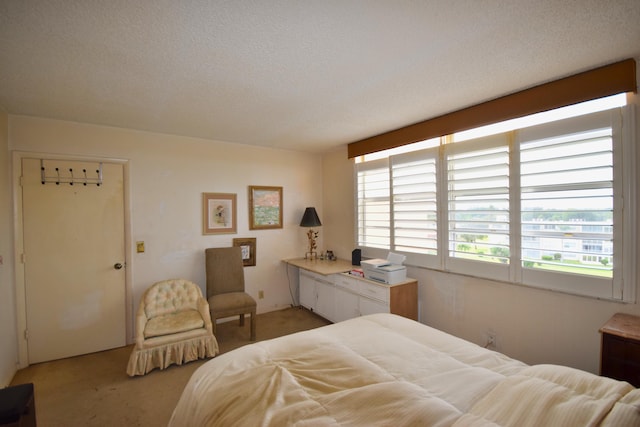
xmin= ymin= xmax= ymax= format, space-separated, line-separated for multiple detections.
xmin=510 ymin=131 xmax=521 ymax=283
xmin=617 ymin=105 xmax=635 ymax=301
xmin=438 ymin=137 xmax=449 ymax=270
xmin=388 ymin=162 xmax=395 ymax=251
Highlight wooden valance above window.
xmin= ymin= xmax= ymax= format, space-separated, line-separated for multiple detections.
xmin=348 ymin=58 xmax=637 ymax=158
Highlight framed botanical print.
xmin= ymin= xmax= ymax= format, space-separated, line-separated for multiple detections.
xmin=248 ymin=185 xmax=283 ymax=230
xmin=202 ymin=192 xmax=237 ymax=234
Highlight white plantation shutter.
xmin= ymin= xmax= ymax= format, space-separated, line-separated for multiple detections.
xmin=445 ymin=135 xmax=510 ymax=281
xmin=521 ymin=131 xmax=612 ymax=270
xmin=356 ymin=159 xmax=390 ymax=250
xmin=391 ymin=149 xmax=439 ymax=267
xmin=354 ymin=99 xmax=634 ymax=302
xmin=518 ymin=110 xmax=622 ymax=298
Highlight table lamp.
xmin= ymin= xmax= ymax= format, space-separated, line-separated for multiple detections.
xmin=300 ymin=207 xmax=322 ymax=260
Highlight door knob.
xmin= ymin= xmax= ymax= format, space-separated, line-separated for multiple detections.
xmin=114 ymin=263 xmax=124 ymax=270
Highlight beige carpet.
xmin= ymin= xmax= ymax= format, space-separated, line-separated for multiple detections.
xmin=10 ymin=307 xmax=330 ymax=427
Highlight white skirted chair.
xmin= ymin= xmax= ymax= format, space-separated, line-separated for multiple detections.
xmin=127 ymin=279 xmax=219 ymax=376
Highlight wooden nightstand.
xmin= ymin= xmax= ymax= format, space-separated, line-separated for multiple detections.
xmin=600 ymin=313 xmax=640 ymax=387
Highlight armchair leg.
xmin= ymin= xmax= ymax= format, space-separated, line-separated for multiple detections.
xmin=239 ymin=313 xmax=245 ymax=326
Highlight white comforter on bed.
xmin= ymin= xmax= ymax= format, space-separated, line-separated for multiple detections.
xmin=170 ymin=313 xmax=640 ymax=426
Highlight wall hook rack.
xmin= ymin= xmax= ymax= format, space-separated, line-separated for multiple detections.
xmin=40 ymin=160 xmax=103 ymax=186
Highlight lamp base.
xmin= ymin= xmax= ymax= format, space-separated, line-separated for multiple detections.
xmin=304 ymin=251 xmax=318 ymax=260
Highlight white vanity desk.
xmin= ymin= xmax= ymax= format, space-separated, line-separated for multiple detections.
xmin=284 ymin=258 xmax=418 ymax=322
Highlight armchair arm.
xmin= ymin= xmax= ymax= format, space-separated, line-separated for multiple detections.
xmin=134 ymin=301 xmax=149 ymax=348
xmin=197 ymin=297 xmax=213 ymax=333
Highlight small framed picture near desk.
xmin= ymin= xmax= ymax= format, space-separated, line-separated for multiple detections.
xmin=249 ymin=186 xmax=283 ymax=230
xmin=233 ymin=238 xmax=256 ymax=266
xmin=203 ymin=192 xmax=237 ymax=234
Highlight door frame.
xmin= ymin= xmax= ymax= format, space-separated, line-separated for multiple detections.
xmin=12 ymin=151 xmax=133 ymax=369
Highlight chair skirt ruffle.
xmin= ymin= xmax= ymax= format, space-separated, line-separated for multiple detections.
xmin=127 ymin=333 xmax=218 ymax=376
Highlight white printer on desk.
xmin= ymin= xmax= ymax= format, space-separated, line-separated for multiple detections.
xmin=360 ymin=252 xmax=407 ymax=284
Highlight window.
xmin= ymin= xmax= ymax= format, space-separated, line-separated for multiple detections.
xmin=445 ymin=134 xmax=511 ymax=281
xmin=356 ymin=159 xmax=390 ymax=250
xmin=391 ymin=148 xmax=439 ymax=267
xmin=516 ymin=108 xmax=626 ymax=298
xmin=355 ymin=94 xmax=635 ymax=301
xmin=520 ymin=123 xmax=613 ymax=277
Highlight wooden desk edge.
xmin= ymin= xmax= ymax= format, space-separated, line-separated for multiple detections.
xmin=284 ymin=258 xmax=355 ymax=275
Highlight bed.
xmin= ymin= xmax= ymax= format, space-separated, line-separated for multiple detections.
xmin=169 ymin=313 xmax=640 ymax=426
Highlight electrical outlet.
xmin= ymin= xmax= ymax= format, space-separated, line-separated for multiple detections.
xmin=484 ymin=331 xmax=497 ymax=349
xmin=258 ymin=290 xmax=264 ymax=299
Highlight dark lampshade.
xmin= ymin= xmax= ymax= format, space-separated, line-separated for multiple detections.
xmin=300 ymin=207 xmax=322 ymax=227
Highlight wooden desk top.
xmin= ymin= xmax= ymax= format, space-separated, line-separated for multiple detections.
xmin=283 ymin=258 xmax=355 ymax=275
xmin=600 ymin=313 xmax=640 ymax=341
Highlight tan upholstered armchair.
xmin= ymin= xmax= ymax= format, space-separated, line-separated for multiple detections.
xmin=205 ymin=247 xmax=257 ymax=341
xmin=126 ymin=279 xmax=219 ymax=376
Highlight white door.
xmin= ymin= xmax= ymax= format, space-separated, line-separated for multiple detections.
xmin=299 ymin=273 xmax=315 ymax=310
xmin=21 ymin=157 xmax=126 ymax=364
xmin=333 ymin=287 xmax=359 ymax=323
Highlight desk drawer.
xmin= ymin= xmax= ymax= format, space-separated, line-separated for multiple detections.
xmin=335 ymin=275 xmax=359 ymax=293
xmin=359 ymin=281 xmax=389 ymax=303
xmin=301 ymin=270 xmax=330 ymax=284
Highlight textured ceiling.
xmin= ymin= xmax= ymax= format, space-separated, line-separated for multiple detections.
xmin=1 ymin=1 xmax=639 ymax=153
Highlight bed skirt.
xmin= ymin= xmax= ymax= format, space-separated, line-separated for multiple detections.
xmin=127 ymin=334 xmax=218 ymax=376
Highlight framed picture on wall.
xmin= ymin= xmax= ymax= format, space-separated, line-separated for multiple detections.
xmin=203 ymin=192 xmax=237 ymax=234
xmin=233 ymin=237 xmax=257 ymax=266
xmin=248 ymin=185 xmax=283 ymax=230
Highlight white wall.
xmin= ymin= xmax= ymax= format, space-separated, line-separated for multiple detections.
xmin=0 ymin=109 xmax=19 ymax=386
xmin=7 ymin=116 xmax=322 ymax=354
xmin=323 ymin=68 xmax=640 ymax=375
xmin=321 ymin=148 xmax=355 ymax=260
